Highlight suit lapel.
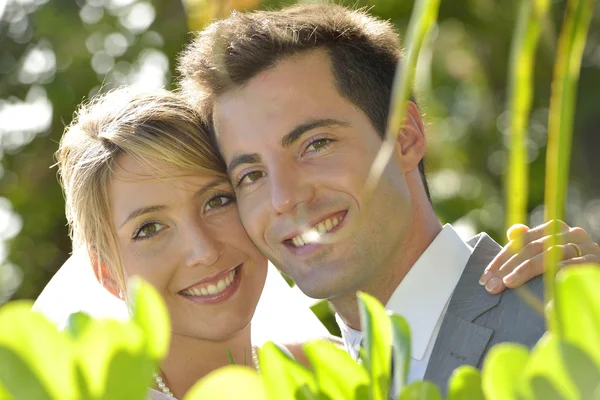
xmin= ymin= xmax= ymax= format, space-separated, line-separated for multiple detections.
xmin=424 ymin=234 xmax=502 ymax=387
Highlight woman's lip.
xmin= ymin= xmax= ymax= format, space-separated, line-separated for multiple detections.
xmin=180 ymin=264 xmax=240 ymax=292
xmin=179 ymin=265 xmax=242 ymax=305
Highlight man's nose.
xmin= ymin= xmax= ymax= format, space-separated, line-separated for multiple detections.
xmin=269 ymin=165 xmax=315 ymax=215
xmin=183 ymin=221 xmax=223 ymax=268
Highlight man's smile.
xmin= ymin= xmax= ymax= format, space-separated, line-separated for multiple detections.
xmin=281 ymin=210 xmax=348 ymax=255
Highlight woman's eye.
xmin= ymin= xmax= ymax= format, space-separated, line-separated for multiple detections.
xmin=305 ymin=138 xmax=331 ymax=153
xmin=205 ymin=195 xmax=234 ymax=211
xmin=239 ymin=171 xmax=265 ymax=186
xmin=133 ymin=222 xmax=165 ymax=240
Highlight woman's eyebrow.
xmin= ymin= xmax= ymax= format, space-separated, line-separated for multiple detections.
xmin=119 ymin=205 xmax=166 ymax=228
xmin=194 ymin=179 xmax=228 ymax=200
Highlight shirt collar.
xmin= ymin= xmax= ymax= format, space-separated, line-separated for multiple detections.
xmin=336 ymin=312 xmax=362 ymax=359
xmin=386 ymin=224 xmax=472 ymax=360
xmin=336 ymin=224 xmax=472 ymax=361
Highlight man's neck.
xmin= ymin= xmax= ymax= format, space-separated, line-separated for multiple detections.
xmin=332 ymin=210 xmax=442 ymax=330
xmin=160 ymin=324 xmax=253 ymax=398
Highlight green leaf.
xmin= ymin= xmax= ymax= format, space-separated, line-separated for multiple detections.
xmin=398 ymin=381 xmax=442 ymax=400
xmin=73 ymin=318 xmax=146 ymax=398
xmin=0 ymin=346 xmax=54 ymax=400
xmin=558 ymin=341 xmax=600 ymax=399
xmin=184 ymin=366 xmax=265 ymax=400
xmin=102 ymin=350 xmax=155 ymax=400
xmin=481 ymin=343 xmax=529 ymax=400
xmin=258 ymin=341 xmax=317 ymax=400
xmin=358 ymin=292 xmax=392 ymax=400
xmin=0 ymin=382 xmax=12 ymax=400
xmin=525 ymin=333 xmax=600 ymax=400
xmin=524 ymin=334 xmax=572 ymax=399
xmin=66 ymin=312 xmax=92 ymax=339
xmin=390 ymin=314 xmax=411 ymax=393
xmin=0 ymin=301 xmax=77 ymax=400
xmin=128 ymin=276 xmax=171 ymax=361
xmin=555 ymin=266 xmax=600 ymax=366
xmin=303 ymin=340 xmax=369 ymax=399
xmin=447 ymin=366 xmax=484 ymax=400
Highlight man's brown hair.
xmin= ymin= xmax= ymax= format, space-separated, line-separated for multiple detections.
xmin=178 ymin=3 xmax=430 ymax=199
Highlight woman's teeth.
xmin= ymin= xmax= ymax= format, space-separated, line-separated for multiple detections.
xmin=180 ymin=269 xmax=237 ymax=297
xmin=291 ymin=216 xmax=341 ymax=247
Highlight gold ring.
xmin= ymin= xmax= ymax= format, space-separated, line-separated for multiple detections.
xmin=569 ymin=243 xmax=583 ymax=258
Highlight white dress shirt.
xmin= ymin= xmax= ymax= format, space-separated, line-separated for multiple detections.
xmin=337 ymin=224 xmax=473 ymax=383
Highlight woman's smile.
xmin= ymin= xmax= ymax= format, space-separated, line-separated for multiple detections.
xmin=179 ymin=264 xmax=242 ymax=305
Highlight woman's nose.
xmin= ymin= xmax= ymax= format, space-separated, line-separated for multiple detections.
xmin=183 ymin=222 xmax=224 ymax=268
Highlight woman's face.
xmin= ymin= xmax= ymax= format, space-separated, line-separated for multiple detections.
xmin=109 ymin=155 xmax=268 ymax=340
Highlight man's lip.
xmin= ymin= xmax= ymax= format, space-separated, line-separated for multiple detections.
xmin=280 ymin=210 xmax=348 ymax=242
xmin=179 ymin=265 xmax=241 ymax=292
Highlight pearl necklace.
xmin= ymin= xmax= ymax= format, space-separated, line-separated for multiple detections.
xmin=153 ymin=347 xmax=260 ymax=399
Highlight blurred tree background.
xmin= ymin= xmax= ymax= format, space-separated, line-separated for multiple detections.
xmin=0 ymin=0 xmax=599 ymax=306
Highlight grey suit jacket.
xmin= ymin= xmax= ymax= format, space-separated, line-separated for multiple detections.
xmin=422 ymin=233 xmax=545 ymax=394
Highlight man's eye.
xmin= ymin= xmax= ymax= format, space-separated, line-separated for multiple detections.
xmin=133 ymin=222 xmax=165 ymax=240
xmin=238 ymin=171 xmax=265 ymax=186
xmin=305 ymin=138 xmax=332 ymax=153
xmin=205 ymin=195 xmax=234 ymax=211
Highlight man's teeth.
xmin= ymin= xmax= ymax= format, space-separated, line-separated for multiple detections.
xmin=181 ymin=269 xmax=237 ymax=297
xmin=291 ymin=216 xmax=341 ymax=247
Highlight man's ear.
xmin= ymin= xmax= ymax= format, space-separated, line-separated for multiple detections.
xmin=89 ymin=247 xmax=122 ymax=300
xmin=395 ymin=101 xmax=426 ymax=172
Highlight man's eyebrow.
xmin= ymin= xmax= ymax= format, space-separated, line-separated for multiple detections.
xmin=227 ymin=153 xmax=262 ymax=175
xmin=281 ymin=118 xmax=349 ymax=148
xmin=119 ymin=205 xmax=166 ymax=229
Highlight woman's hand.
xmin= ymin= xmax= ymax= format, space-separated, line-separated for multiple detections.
xmin=479 ymin=220 xmax=600 ymax=294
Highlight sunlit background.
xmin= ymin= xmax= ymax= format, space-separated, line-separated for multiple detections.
xmin=1 ymin=0 xmax=599 ymax=306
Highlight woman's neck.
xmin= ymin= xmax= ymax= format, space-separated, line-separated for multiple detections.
xmin=159 ymin=324 xmax=254 ymax=398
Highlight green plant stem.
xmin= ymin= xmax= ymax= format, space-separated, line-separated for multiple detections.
xmin=362 ymin=0 xmax=441 ymax=203
xmin=505 ymin=0 xmax=550 ymax=233
xmin=544 ymin=0 xmax=594 ymax=336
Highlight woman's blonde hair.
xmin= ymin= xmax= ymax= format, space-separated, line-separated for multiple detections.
xmin=56 ymin=87 xmax=226 ymax=293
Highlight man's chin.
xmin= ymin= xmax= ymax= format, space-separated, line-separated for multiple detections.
xmin=292 ymin=272 xmax=358 ymax=301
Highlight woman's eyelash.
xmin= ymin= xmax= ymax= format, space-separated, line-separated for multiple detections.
xmin=132 ymin=221 xmax=162 ymax=241
xmin=205 ymin=193 xmax=236 ymax=209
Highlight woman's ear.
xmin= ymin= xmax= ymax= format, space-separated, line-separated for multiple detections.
xmin=89 ymin=247 xmax=122 ymax=300
xmin=395 ymin=101 xmax=426 ymax=172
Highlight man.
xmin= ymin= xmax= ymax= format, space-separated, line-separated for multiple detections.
xmin=178 ymin=3 xmax=600 ymax=393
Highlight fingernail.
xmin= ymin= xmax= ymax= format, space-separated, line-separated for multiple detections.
xmin=503 ymin=274 xmax=515 ymax=286
xmin=479 ymin=271 xmax=493 ymax=285
xmin=485 ymin=277 xmax=503 ymax=293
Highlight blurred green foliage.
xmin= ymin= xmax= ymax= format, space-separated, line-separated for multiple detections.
xmin=0 ymin=276 xmax=170 ymax=399
xmin=1 ymin=0 xmax=600 ymax=305
xmin=4 ymin=266 xmax=598 ymax=399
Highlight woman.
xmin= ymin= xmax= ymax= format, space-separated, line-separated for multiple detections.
xmin=55 ymin=87 xmax=303 ymax=399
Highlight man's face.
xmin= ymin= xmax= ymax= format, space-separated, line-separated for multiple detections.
xmin=213 ymin=50 xmax=417 ymax=300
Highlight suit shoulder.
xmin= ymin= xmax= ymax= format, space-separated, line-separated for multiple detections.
xmin=477 ymin=275 xmax=545 ymax=349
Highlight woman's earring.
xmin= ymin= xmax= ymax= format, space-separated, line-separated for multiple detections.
xmin=118 ymin=290 xmax=124 ymax=299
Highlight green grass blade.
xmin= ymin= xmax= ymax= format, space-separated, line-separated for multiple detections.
xmin=358 ymin=292 xmax=392 ymax=400
xmin=543 ymin=0 xmax=595 ymax=336
xmin=505 ymin=0 xmax=550 ymax=232
xmin=362 ymin=0 xmax=441 ymax=202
